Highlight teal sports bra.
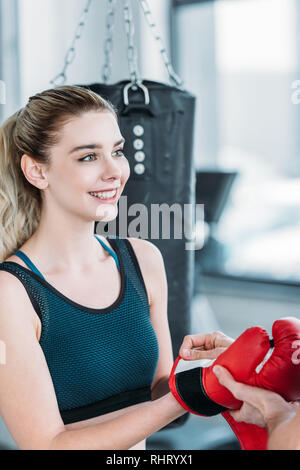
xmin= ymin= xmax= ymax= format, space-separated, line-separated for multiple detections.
xmin=0 ymin=235 xmax=159 ymax=424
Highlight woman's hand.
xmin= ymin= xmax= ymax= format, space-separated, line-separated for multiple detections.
xmin=179 ymin=331 xmax=235 ymax=361
xmin=213 ymin=365 xmax=299 ymax=433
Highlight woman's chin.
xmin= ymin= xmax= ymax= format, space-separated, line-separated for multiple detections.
xmin=95 ymin=203 xmax=118 ymax=222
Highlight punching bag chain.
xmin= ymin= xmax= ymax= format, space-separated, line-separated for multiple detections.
xmin=123 ymin=0 xmax=142 ymax=87
xmin=50 ymin=0 xmax=93 ymax=86
xmin=49 ymin=0 xmax=183 ymax=91
xmin=102 ymin=0 xmax=117 ymax=83
xmin=139 ymin=0 xmax=184 ymax=89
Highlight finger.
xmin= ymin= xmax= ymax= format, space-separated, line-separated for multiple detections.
xmin=191 ymin=348 xmax=226 ymax=360
xmin=213 ymin=365 xmax=238 ymax=392
xmin=179 ymin=334 xmax=210 ymax=358
xmin=229 ymin=409 xmax=243 ymax=423
xmin=229 ymin=408 xmax=265 ymax=427
xmin=179 ymin=332 xmax=232 ymax=360
xmin=289 ymin=401 xmax=300 ymax=411
xmin=206 ymin=331 xmax=235 ymax=350
xmin=213 ymin=365 xmax=259 ymax=403
xmin=180 ymin=346 xmax=227 ymax=361
xmin=179 ymin=332 xmax=229 ymax=356
xmin=213 ymin=365 xmax=282 ymax=411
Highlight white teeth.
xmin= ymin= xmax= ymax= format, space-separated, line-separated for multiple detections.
xmin=90 ymin=190 xmax=117 ymax=199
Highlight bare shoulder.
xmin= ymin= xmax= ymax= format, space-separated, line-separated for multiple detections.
xmin=126 ymin=237 xmax=162 ymax=259
xmin=125 ymin=238 xmax=166 ymax=306
xmin=0 ymin=270 xmax=39 ymax=331
xmin=0 ymin=268 xmax=24 ymax=294
xmin=126 ymin=238 xmax=164 ymax=272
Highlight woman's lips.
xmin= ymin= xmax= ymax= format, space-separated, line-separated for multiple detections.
xmin=89 ymin=190 xmax=118 ymax=203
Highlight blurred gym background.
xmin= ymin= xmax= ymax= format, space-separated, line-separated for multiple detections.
xmin=1 ymin=0 xmax=300 ymax=450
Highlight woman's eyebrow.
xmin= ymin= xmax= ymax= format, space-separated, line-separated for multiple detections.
xmin=68 ymin=137 xmax=125 ymax=155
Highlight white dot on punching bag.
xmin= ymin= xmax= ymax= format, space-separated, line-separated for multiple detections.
xmin=134 ymin=164 xmax=145 ymax=175
xmin=133 ymin=125 xmax=144 ymax=137
xmin=133 ymin=139 xmax=144 ymax=150
xmin=135 ymin=151 xmax=145 ymax=162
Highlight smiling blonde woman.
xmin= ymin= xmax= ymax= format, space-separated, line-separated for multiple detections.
xmin=0 ymin=85 xmax=186 ymax=450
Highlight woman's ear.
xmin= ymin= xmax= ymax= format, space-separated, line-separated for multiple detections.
xmin=20 ymin=153 xmax=49 ymax=190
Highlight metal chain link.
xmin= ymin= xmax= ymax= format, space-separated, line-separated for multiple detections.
xmin=123 ymin=0 xmax=142 ymax=87
xmin=102 ymin=0 xmax=117 ymax=83
xmin=49 ymin=0 xmax=183 ymax=90
xmin=50 ymin=0 xmax=93 ymax=86
xmin=139 ymin=0 xmax=184 ymax=89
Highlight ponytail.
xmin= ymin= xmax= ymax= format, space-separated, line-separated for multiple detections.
xmin=0 ymin=111 xmax=41 ymax=262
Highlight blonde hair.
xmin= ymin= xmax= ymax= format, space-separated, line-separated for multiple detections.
xmin=0 ymin=85 xmax=117 ymax=262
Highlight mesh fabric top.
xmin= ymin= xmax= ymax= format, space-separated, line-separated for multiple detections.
xmin=0 ymin=236 xmax=159 ymax=424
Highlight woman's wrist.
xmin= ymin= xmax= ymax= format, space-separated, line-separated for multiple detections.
xmin=161 ymin=391 xmax=187 ymax=418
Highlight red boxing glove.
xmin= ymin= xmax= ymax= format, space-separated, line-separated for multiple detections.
xmin=248 ymin=317 xmax=300 ymax=399
xmin=169 ymin=317 xmax=300 ymax=450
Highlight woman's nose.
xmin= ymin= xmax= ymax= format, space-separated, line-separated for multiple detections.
xmin=100 ymin=155 xmax=122 ymax=179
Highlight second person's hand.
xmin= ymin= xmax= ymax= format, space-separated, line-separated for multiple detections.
xmin=179 ymin=331 xmax=235 ymax=361
xmin=213 ymin=365 xmax=299 ymax=432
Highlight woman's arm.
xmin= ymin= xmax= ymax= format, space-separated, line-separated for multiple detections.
xmin=126 ymin=238 xmax=175 ymax=401
xmin=0 ymin=271 xmax=186 ymax=450
xmin=51 ymin=393 xmax=183 ymax=450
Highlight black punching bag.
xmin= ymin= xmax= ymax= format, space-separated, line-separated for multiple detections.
xmin=80 ymin=80 xmax=196 ymax=358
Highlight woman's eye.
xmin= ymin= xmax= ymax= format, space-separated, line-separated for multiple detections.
xmin=113 ymin=149 xmax=125 ymax=157
xmin=79 ymin=149 xmax=125 ymax=162
xmin=79 ymin=154 xmax=96 ymax=162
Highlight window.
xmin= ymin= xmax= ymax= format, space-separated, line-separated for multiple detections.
xmin=0 ymin=0 xmax=20 ymax=122
xmin=173 ymin=0 xmax=300 ymax=284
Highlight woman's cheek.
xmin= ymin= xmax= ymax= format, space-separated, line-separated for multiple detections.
xmin=122 ymin=158 xmax=131 ymax=182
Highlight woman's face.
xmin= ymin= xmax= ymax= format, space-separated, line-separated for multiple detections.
xmin=44 ymin=111 xmax=130 ymax=223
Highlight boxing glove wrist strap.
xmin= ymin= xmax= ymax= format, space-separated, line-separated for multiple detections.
xmin=173 ymin=367 xmax=228 ymax=416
